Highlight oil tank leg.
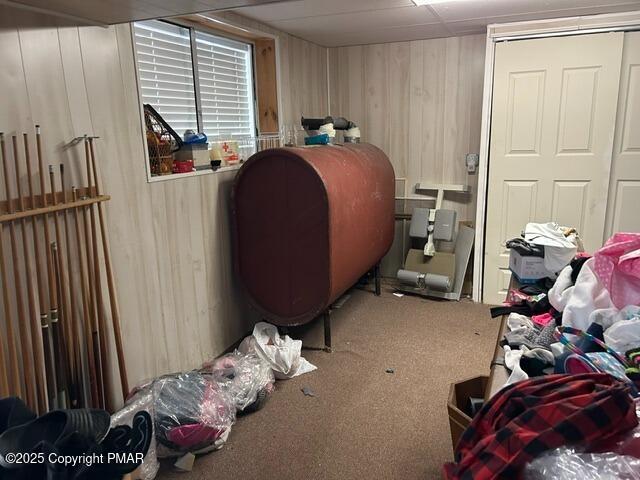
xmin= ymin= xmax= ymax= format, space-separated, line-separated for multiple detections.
xmin=323 ymin=310 xmax=332 ymax=353
xmin=374 ymin=262 xmax=381 ymax=296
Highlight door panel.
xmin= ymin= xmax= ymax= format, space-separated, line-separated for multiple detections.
xmin=605 ymin=32 xmax=640 ymax=238
xmin=483 ymin=33 xmax=623 ymax=305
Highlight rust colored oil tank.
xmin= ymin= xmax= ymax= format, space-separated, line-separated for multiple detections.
xmin=232 ymin=143 xmax=395 ymax=326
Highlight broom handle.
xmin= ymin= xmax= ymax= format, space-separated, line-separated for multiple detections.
xmin=89 ymin=138 xmax=128 ymax=399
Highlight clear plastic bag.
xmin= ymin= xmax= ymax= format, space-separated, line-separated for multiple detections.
xmin=238 ymin=322 xmax=317 ymax=379
xmin=110 ymin=389 xmax=159 ymax=480
xmin=524 ymin=448 xmax=640 ymax=479
xmin=205 ymin=351 xmax=275 ymax=412
xmin=150 ymin=371 xmax=236 ymax=457
xmin=525 ymin=400 xmax=640 ymax=479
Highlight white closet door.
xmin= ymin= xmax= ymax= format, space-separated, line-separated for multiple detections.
xmin=605 ymin=31 xmax=640 ymax=238
xmin=483 ymin=33 xmax=623 ymax=305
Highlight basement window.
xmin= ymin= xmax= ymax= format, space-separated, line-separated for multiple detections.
xmin=133 ymin=19 xmax=257 ymax=180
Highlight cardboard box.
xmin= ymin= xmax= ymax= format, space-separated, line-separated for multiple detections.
xmin=447 ymin=375 xmax=488 ymax=451
xmin=508 ymin=248 xmax=553 ymax=284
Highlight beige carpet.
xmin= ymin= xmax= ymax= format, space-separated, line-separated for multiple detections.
xmin=157 ymin=287 xmax=499 ymax=480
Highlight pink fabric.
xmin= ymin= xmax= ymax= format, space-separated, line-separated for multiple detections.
xmin=532 ymin=313 xmax=554 ymax=327
xmin=166 ymin=423 xmax=225 ymax=448
xmin=594 ymin=233 xmax=640 ymax=309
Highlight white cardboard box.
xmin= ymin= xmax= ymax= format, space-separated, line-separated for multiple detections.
xmin=509 ymin=248 xmax=553 ymax=283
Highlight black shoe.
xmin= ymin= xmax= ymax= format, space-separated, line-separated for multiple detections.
xmin=74 ymin=411 xmax=153 ymax=480
xmin=0 ymin=409 xmax=110 ymax=469
xmin=0 ymin=399 xmax=36 ymax=435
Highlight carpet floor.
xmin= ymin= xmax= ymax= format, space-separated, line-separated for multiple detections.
xmin=157 ymin=287 xmax=499 ymax=480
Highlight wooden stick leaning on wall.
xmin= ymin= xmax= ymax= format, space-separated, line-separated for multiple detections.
xmin=72 ymin=186 xmax=99 ymax=408
xmin=48 ymin=166 xmax=78 ymax=409
xmin=11 ymin=135 xmax=47 ymax=413
xmin=49 ymin=241 xmax=70 ymax=408
xmin=0 ymin=134 xmax=18 ymax=398
xmin=84 ymin=138 xmax=109 ymax=410
xmin=36 ymin=126 xmax=66 ymax=408
xmin=0 ymin=231 xmax=12 ymax=398
xmin=59 ymin=164 xmax=82 ymax=407
xmin=0 ymin=133 xmax=33 ymax=407
xmin=88 ymin=137 xmax=128 ymax=400
xmin=23 ymin=132 xmax=57 ymax=410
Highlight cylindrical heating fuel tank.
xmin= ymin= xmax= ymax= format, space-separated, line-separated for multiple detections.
xmin=232 ymin=143 xmax=395 ymax=326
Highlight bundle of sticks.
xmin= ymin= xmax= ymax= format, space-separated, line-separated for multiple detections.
xmin=0 ymin=127 xmax=128 ymax=413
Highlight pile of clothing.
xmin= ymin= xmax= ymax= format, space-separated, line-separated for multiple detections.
xmin=458 ymin=231 xmax=640 ymax=479
xmin=492 ymin=232 xmax=640 ymax=393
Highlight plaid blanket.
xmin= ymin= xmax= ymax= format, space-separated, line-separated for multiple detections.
xmin=443 ymin=373 xmax=638 ymax=479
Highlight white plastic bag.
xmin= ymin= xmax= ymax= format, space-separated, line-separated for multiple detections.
xmin=239 ymin=322 xmax=317 ymax=380
xmin=524 ymin=222 xmax=578 ymax=273
xmin=604 ymin=305 xmax=640 ymax=354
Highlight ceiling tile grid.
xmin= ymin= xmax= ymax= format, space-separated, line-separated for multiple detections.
xmin=235 ymin=0 xmax=640 ymax=46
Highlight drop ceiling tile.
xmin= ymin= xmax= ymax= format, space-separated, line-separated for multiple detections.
xmin=431 ymin=0 xmax=640 ymax=22
xmin=138 ymin=0 xmax=212 ymax=15
xmin=308 ymin=22 xmax=452 ymax=47
xmin=268 ymin=7 xmax=440 ymax=38
xmin=444 ymin=2 xmax=640 ymax=33
xmin=15 ymin=0 xmax=152 ymax=23
xmin=235 ymin=0 xmax=415 ymax=22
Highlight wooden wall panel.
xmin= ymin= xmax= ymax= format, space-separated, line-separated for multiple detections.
xmin=254 ymin=38 xmax=279 ymax=134
xmin=328 ymin=35 xmax=485 ymax=274
xmin=0 ymin=6 xmax=328 ymax=406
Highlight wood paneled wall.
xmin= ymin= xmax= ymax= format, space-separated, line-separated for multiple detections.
xmin=327 ymin=35 xmax=486 ymax=276
xmin=328 ymin=35 xmax=485 ymax=220
xmin=0 ymin=6 xmax=329 ymax=405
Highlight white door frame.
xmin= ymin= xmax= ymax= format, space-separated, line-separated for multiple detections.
xmin=472 ymin=10 xmax=640 ymax=303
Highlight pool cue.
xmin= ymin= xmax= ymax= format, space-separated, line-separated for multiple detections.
xmin=49 ymin=240 xmax=69 ymax=407
xmin=0 ymin=233 xmax=12 ymax=397
xmin=59 ymin=163 xmax=83 ymax=407
xmin=36 ymin=125 xmax=65 ymax=408
xmin=72 ymin=186 xmax=99 ymax=407
xmin=48 ymin=166 xmax=78 ymax=408
xmin=0 ymin=133 xmax=32 ymax=406
xmin=88 ymin=137 xmax=128 ymax=399
xmin=23 ymin=132 xmax=56 ymax=409
xmin=0 ymin=133 xmax=18 ymax=398
xmin=11 ymin=135 xmax=46 ymax=413
xmin=84 ymin=137 xmax=110 ymax=410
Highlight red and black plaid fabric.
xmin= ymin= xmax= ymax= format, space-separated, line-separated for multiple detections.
xmin=443 ymin=373 xmax=638 ymax=480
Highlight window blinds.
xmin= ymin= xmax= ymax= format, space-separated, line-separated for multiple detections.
xmin=134 ymin=20 xmax=198 ymax=134
xmin=134 ymin=20 xmax=256 ymax=141
xmin=195 ymin=30 xmax=256 ymax=140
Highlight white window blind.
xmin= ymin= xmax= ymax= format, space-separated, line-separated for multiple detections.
xmin=134 ymin=20 xmax=198 ymax=134
xmin=133 ymin=19 xmax=256 ymax=142
xmin=195 ymin=31 xmax=256 ymax=140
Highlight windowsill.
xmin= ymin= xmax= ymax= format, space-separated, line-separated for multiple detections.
xmin=147 ymin=164 xmax=242 ymax=183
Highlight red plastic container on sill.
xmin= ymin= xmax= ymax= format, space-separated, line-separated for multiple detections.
xmin=173 ymin=159 xmax=194 ymax=174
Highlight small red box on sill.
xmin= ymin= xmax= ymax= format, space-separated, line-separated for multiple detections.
xmin=173 ymin=159 xmax=194 ymax=174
